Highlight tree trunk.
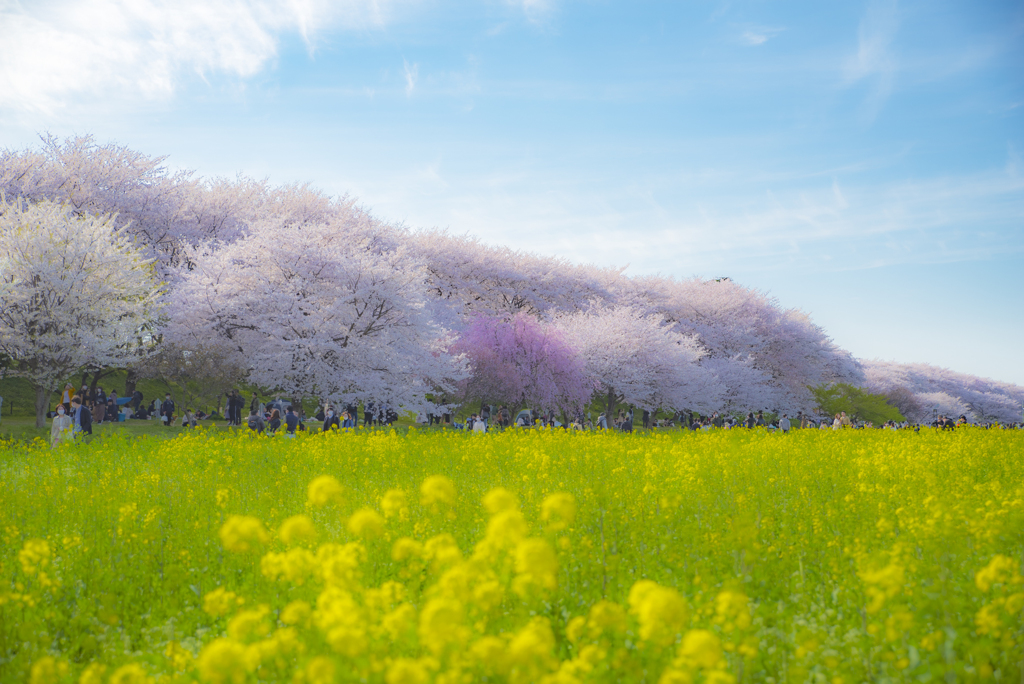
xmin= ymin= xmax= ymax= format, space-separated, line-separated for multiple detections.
xmin=605 ymin=385 xmax=618 ymax=430
xmin=90 ymin=368 xmax=116 ymax=396
xmin=125 ymin=367 xmax=139 ymax=398
xmin=35 ymin=383 xmax=52 ymax=429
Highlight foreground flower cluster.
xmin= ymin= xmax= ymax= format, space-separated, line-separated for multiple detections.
xmin=1 ymin=427 xmax=1022 ymax=683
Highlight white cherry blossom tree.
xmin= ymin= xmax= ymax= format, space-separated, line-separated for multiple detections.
xmin=169 ymin=216 xmax=466 ymax=412
xmin=0 ymin=198 xmax=164 ymax=427
xmin=555 ymin=305 xmax=712 ymax=421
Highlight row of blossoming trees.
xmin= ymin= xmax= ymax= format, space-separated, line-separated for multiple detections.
xmin=1 ymin=135 xmax=1021 ymax=427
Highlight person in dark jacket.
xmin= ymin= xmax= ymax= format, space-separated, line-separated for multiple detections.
xmin=71 ymin=397 xmax=93 ymax=436
xmin=160 ymin=393 xmax=176 ymax=427
xmin=132 ymin=390 xmax=144 ymax=412
xmin=322 ymin=407 xmax=340 ymax=432
xmin=267 ymin=409 xmax=282 ymax=433
xmin=247 ymin=409 xmax=265 ymax=434
xmin=285 ymin=406 xmax=303 ymax=434
xmin=755 ymin=411 xmax=766 ymax=427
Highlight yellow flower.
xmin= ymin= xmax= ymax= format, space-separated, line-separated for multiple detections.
xmin=659 ymin=669 xmax=694 ymax=684
xmin=629 ymin=580 xmax=689 ymax=645
xmin=420 ymin=475 xmax=456 ymax=507
xmin=261 ymin=547 xmax=319 ymax=585
xmin=483 ymin=487 xmax=520 ymax=514
xmin=859 ymin=562 xmax=904 ymax=613
xmin=976 ymin=554 xmax=1018 ymax=592
xmin=423 ymin=534 xmax=462 ymax=571
xmin=227 ymin=605 xmax=272 ymax=642
xmin=307 ymin=475 xmax=344 ymax=507
xmin=587 ymin=599 xmax=628 ymax=637
xmin=713 ymin=590 xmax=751 ymax=631
xmin=19 ymin=539 xmax=51 ymax=575
xmin=29 ymin=656 xmax=68 ymax=684
xmin=566 ymin=616 xmax=587 ymax=644
xmin=203 ymin=587 xmax=243 ymax=617
xmin=305 ymin=656 xmax=336 ymax=684
xmin=514 ymin=538 xmax=558 ymax=594
xmin=347 ymin=508 xmax=386 ymax=539
xmin=507 ymin=617 xmax=557 ymax=683
xmin=278 ymin=514 xmax=316 ymax=545
xmin=541 ymin=492 xmax=576 ymax=531
xmin=317 ymin=542 xmax=365 ymax=588
xmin=219 ymin=515 xmax=270 ymax=553
xmin=281 ymin=600 xmax=312 ymax=625
xmin=679 ymin=629 xmax=722 ymax=670
xmin=382 ymin=602 xmax=417 ymax=641
xmin=78 ymin=663 xmax=106 ymax=684
xmin=392 ymin=537 xmax=424 ymax=562
xmin=197 ymin=638 xmax=249 ymax=684
xmin=381 ymin=489 xmax=409 ymax=519
xmin=486 ymin=509 xmax=529 ymax=549
xmin=107 ymin=663 xmax=152 ymax=684
xmin=419 ymin=597 xmax=466 ymax=654
xmin=165 ymin=641 xmax=194 ymax=671
xmin=386 ymin=658 xmax=431 ymax=684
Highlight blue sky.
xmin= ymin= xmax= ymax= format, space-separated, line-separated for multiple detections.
xmin=2 ymin=0 xmax=1023 ymax=384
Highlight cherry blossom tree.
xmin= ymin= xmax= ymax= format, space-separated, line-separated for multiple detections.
xmin=863 ymin=360 xmax=1023 ymax=423
xmin=452 ymin=313 xmax=594 ymax=414
xmin=168 ymin=215 xmax=466 ymax=412
xmin=410 ymin=230 xmax=622 ymax=324
xmin=555 ymin=306 xmax=712 ymax=422
xmin=630 ymin=275 xmax=863 ymax=414
xmin=0 ymin=135 xmax=344 ymax=272
xmin=0 ymin=198 xmax=164 ymax=427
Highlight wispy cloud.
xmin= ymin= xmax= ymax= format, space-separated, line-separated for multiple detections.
xmin=403 ymin=60 xmax=419 ymax=96
xmin=844 ymin=0 xmax=900 ymax=121
xmin=739 ymin=26 xmax=785 ymax=46
xmin=0 ymin=0 xmax=410 ymax=114
xmin=507 ymin=0 xmax=554 ymax=24
xmin=354 ymin=160 xmax=1024 ymax=277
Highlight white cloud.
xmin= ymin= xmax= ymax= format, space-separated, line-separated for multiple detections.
xmin=844 ymin=0 xmax=900 ymax=121
xmin=739 ymin=26 xmax=785 ymax=46
xmin=507 ymin=0 xmax=553 ymax=23
xmin=0 ymin=0 xmax=406 ymax=114
xmin=344 ymin=159 xmax=1024 ymax=278
xmin=403 ymin=59 xmax=419 ymax=96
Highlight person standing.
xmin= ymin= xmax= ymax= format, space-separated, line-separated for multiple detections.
xmin=51 ymin=405 xmax=73 ymax=447
xmin=71 ymin=396 xmax=92 ymax=437
xmin=779 ymin=414 xmax=791 ymax=433
xmin=61 ymin=383 xmax=74 ymax=411
xmin=285 ymin=406 xmax=302 ymax=435
xmin=364 ymin=401 xmax=375 ymax=428
xmin=160 ymin=393 xmax=176 ymax=427
xmin=744 ymin=412 xmax=755 ymax=428
xmin=755 ymin=411 xmax=766 ymax=427
xmin=93 ymin=390 xmax=106 ymax=424
xmin=132 ymin=389 xmax=144 ymax=413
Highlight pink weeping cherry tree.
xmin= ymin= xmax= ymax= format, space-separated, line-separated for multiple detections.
xmin=451 ymin=313 xmax=595 ymax=416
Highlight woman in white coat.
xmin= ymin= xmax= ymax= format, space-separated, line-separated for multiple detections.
xmin=50 ymin=406 xmax=73 ymax=447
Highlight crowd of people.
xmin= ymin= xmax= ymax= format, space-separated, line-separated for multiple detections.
xmin=47 ymin=382 xmax=1022 ymax=447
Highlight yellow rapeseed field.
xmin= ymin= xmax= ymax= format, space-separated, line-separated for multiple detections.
xmin=1 ymin=427 xmax=1022 ymax=683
